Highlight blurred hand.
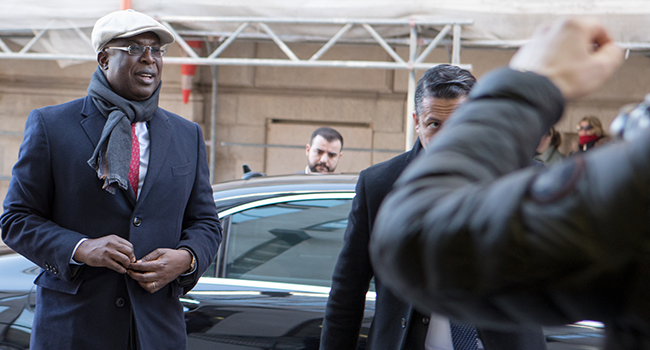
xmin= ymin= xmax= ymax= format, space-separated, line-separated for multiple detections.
xmin=127 ymin=248 xmax=192 ymax=293
xmin=73 ymin=234 xmax=135 ymax=274
xmin=510 ymin=18 xmax=623 ymax=100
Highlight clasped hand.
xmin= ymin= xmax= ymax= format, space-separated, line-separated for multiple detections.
xmin=73 ymin=234 xmax=192 ymax=293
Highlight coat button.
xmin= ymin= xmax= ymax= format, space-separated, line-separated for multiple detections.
xmin=115 ymin=297 xmax=125 ymax=308
xmin=422 ymin=317 xmax=429 ymax=325
xmin=133 ymin=217 xmax=142 ymax=227
xmin=401 ymin=318 xmax=407 ymax=328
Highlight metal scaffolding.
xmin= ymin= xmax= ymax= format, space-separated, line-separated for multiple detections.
xmin=158 ymin=16 xmax=474 ymax=153
xmin=0 ymin=16 xmax=476 ymax=182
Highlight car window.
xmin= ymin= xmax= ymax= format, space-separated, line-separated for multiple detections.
xmin=223 ymin=198 xmax=351 ymax=288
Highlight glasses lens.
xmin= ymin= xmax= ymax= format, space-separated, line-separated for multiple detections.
xmin=125 ymin=45 xmax=165 ymax=57
xmin=127 ymin=44 xmax=145 ymax=56
xmin=151 ymin=46 xmax=166 ymax=57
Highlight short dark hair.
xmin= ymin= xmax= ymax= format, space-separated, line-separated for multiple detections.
xmin=414 ymin=64 xmax=476 ymax=116
xmin=310 ymin=127 xmax=344 ymax=150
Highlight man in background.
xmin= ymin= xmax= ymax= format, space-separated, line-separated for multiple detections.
xmin=305 ymin=126 xmax=344 ymax=173
xmin=320 ymin=64 xmax=546 ymax=350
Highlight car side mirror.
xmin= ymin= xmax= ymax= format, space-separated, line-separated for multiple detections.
xmin=242 ymin=164 xmax=265 ymax=180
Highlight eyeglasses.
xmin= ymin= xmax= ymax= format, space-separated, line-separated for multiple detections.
xmin=103 ymin=44 xmax=167 ymax=57
xmin=576 ymin=125 xmax=593 ymax=131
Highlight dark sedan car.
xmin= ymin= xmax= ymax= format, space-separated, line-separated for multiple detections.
xmin=0 ymin=174 xmax=603 ymax=349
xmin=0 ymin=174 xmax=371 ymax=350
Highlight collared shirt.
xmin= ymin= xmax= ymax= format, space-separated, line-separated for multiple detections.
xmin=425 ymin=313 xmax=454 ymax=350
xmin=134 ymin=121 xmax=150 ymax=197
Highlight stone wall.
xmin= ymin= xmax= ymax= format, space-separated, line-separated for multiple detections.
xmin=1 ymin=42 xmax=650 ymax=217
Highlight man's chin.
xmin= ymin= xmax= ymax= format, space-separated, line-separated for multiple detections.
xmin=309 ymin=165 xmax=331 ymax=173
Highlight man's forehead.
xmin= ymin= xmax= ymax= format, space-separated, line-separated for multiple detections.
xmin=422 ymin=95 xmax=465 ymax=108
xmin=420 ymin=96 xmax=464 ymax=116
xmin=312 ymin=135 xmax=342 ymax=152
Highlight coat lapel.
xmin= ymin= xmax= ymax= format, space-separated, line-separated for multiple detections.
xmin=137 ymin=109 xmax=171 ymax=205
xmin=79 ymin=96 xmax=105 ymax=149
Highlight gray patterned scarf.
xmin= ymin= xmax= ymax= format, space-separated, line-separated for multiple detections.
xmin=86 ymin=66 xmax=160 ymax=195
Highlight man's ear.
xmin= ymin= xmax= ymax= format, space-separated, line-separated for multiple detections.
xmin=412 ymin=112 xmax=420 ymax=132
xmin=97 ymin=51 xmax=109 ymax=70
xmin=305 ymin=144 xmax=311 ymax=156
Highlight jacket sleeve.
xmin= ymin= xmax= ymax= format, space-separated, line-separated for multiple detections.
xmin=1 ymin=109 xmax=87 ymax=282
xmin=369 ymin=68 xmax=650 ymax=328
xmin=175 ymin=123 xmax=222 ymax=293
xmin=320 ymin=172 xmax=374 ymax=350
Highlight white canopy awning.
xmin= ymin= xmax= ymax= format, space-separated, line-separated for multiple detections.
xmin=1 ymin=0 xmax=649 ymax=44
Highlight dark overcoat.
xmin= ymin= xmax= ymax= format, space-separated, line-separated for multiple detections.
xmin=1 ymin=95 xmax=222 ymax=350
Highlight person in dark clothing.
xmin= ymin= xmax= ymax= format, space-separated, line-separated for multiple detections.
xmin=369 ymin=18 xmax=644 ymax=350
xmin=1 ymin=10 xmax=222 ymax=350
xmin=320 ymin=64 xmax=546 ymax=350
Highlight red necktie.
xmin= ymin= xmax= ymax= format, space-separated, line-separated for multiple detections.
xmin=128 ymin=123 xmax=140 ymax=199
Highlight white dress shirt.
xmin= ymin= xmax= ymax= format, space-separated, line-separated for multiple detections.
xmin=425 ymin=313 xmax=454 ymax=350
xmin=134 ymin=121 xmax=150 ymax=198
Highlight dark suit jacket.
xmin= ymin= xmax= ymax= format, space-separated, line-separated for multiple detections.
xmin=1 ymin=96 xmax=222 ymax=350
xmin=320 ymin=139 xmax=546 ymax=350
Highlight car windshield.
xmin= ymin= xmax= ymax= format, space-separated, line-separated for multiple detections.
xmin=224 ymin=199 xmax=352 ymax=288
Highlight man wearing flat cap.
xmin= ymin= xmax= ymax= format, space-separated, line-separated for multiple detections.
xmin=1 ymin=9 xmax=221 ymax=350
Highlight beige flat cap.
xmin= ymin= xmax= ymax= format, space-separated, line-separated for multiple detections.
xmin=91 ymin=9 xmax=175 ymax=53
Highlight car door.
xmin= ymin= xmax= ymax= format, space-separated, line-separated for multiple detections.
xmin=185 ymin=192 xmax=375 ymax=350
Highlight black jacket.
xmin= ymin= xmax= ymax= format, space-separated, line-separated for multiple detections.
xmin=321 ymin=138 xmax=546 ymax=350
xmin=370 ymin=68 xmax=650 ymax=349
